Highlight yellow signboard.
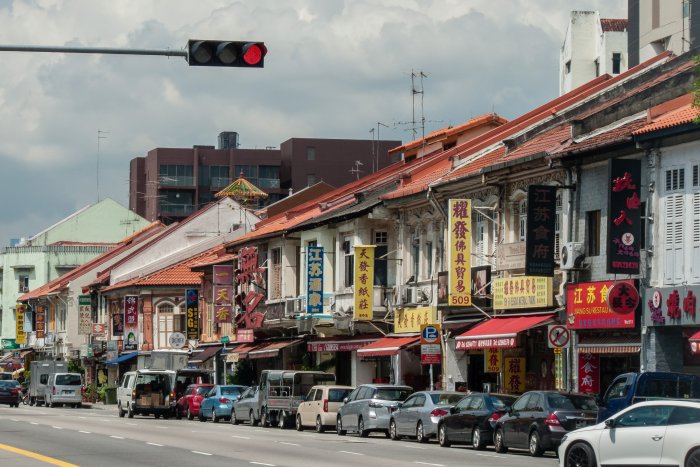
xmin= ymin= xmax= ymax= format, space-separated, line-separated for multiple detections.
xmin=395 ymin=307 xmax=437 ymax=333
xmin=448 ymin=199 xmax=472 ymax=306
xmin=493 ymin=276 xmax=553 ymax=310
xmin=15 ymin=304 xmax=26 ymax=344
xmin=484 ymin=348 xmax=501 ymax=373
xmin=354 ymin=245 xmax=375 ymax=320
xmin=504 ymin=357 xmax=526 ymax=393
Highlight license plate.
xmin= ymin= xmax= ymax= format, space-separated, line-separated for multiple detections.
xmin=62 ymin=390 xmax=74 ymax=395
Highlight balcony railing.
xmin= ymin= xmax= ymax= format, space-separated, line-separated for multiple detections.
xmin=258 ymin=178 xmax=280 ymax=189
xmin=159 ymin=175 xmax=195 ymax=187
xmin=160 ymin=203 xmax=195 ymax=216
xmin=210 ymin=177 xmax=232 ymax=189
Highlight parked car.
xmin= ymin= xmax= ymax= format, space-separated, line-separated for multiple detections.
xmin=437 ymin=392 xmax=517 ymax=449
xmin=596 ymin=371 xmax=700 ymax=422
xmin=559 ymin=400 xmax=700 ymax=467
xmin=198 ymin=385 xmax=247 ymax=422
xmin=45 ymin=373 xmax=83 ymax=408
xmin=336 ymin=384 xmax=413 ymax=437
xmin=231 ymin=386 xmax=261 ymax=425
xmin=173 ymin=369 xmax=214 ymax=401
xmin=493 ymin=391 xmax=598 ymax=457
xmin=296 ymin=385 xmax=354 ymax=432
xmin=389 ymin=391 xmax=464 ymax=443
xmin=116 ymin=369 xmax=176 ymax=419
xmin=0 ymin=372 xmax=14 ymax=381
xmin=0 ymin=380 xmax=22 ymax=407
xmin=175 ymin=383 xmax=214 ymax=420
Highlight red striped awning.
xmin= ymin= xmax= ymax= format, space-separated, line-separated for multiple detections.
xmin=578 ymin=336 xmax=641 ymax=354
xmin=455 ymin=314 xmax=554 ymax=350
xmin=356 ymin=336 xmax=420 ymax=357
xmin=247 ymin=340 xmax=302 ymax=359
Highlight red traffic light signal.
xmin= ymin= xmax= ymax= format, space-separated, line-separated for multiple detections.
xmin=187 ymin=40 xmax=267 ymax=67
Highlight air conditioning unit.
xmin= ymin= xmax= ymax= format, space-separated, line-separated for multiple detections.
xmin=403 ymin=286 xmax=417 ymax=305
xmin=285 ymin=298 xmax=302 ymax=317
xmin=560 ymin=242 xmax=585 ymax=270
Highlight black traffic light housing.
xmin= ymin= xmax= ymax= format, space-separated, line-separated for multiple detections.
xmin=187 ymin=40 xmax=267 ymax=67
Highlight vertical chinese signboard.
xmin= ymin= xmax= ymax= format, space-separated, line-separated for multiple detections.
xmin=354 ymin=245 xmax=375 ymax=320
xmin=35 ymin=305 xmax=46 ymax=339
xmin=15 ymin=304 xmax=26 ymax=345
xmin=504 ymin=357 xmax=526 ymax=394
xmin=578 ymin=353 xmax=600 ymax=393
xmin=78 ymin=295 xmax=92 ymax=335
xmin=526 ymin=185 xmax=557 ymax=276
xmin=123 ymin=295 xmax=139 ymax=351
xmin=448 ymin=199 xmax=472 ymax=306
xmin=186 ymin=289 xmax=199 ymax=340
xmin=213 ymin=265 xmax=234 ymax=324
xmin=607 ymin=159 xmax=642 ymax=274
xmin=484 ymin=348 xmax=501 ymax=373
xmin=307 ymin=246 xmax=324 ymax=313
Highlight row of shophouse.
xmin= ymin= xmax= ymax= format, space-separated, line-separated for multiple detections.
xmin=4 ymin=49 xmax=700 ymax=395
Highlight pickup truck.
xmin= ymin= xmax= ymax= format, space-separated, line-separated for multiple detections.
xmin=596 ymin=371 xmax=700 ymax=422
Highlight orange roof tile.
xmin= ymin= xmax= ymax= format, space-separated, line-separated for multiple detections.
xmin=600 ymin=19 xmax=628 ymax=32
xmin=633 ymin=104 xmax=700 ymax=135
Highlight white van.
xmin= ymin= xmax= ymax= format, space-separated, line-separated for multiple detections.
xmin=45 ymin=372 xmax=83 ymax=408
xmin=117 ymin=369 xmax=176 ymax=419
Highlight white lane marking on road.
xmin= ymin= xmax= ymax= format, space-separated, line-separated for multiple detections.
xmin=79 ymin=431 xmax=91 ymax=434
xmin=250 ymin=462 xmax=276 ymax=466
xmin=39 ymin=412 xmax=47 ymax=415
xmin=279 ymin=442 xmax=299 ymax=446
xmin=99 ymin=419 xmax=111 ymax=422
xmin=126 ymin=423 xmax=138 ymax=426
xmin=402 ymin=445 xmax=427 ymax=450
xmin=155 ymin=425 xmax=168 ymax=429
xmin=78 ymin=417 xmax=86 ymax=419
xmin=147 ymin=442 xmax=164 ymax=447
xmin=338 ymin=451 xmax=364 ymax=456
xmin=191 ymin=451 xmax=212 ymax=456
xmin=10 ymin=419 xmax=18 ymax=422
xmin=51 ymin=426 xmax=63 ymax=429
xmin=30 ymin=422 xmax=38 ymax=425
xmin=110 ymin=436 xmax=125 ymax=439
xmin=232 ymin=435 xmax=250 ymax=439
xmin=414 ymin=462 xmax=445 ymax=467
xmin=475 ymin=453 xmax=509 ymax=459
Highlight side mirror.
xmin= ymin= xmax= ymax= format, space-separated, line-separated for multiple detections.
xmin=236 ymin=394 xmax=242 ymax=400
xmin=343 ymin=397 xmax=349 ymax=404
xmin=396 ymin=402 xmax=403 ymax=408
xmin=604 ymin=418 xmax=615 ymax=429
xmin=449 ymin=407 xmax=459 ymax=415
xmin=505 ymin=406 xmax=512 ymax=414
xmin=595 ymin=395 xmax=605 ymax=407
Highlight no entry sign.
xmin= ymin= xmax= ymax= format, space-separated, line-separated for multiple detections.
xmin=548 ymin=325 xmax=570 ymax=348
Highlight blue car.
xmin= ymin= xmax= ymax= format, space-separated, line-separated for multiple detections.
xmin=198 ymin=385 xmax=247 ymax=423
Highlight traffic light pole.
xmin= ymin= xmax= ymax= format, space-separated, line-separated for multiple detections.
xmin=0 ymin=44 xmax=187 ymax=59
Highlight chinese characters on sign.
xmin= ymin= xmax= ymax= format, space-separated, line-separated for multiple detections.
xmin=353 ymin=245 xmax=375 ymax=320
xmin=448 ymin=199 xmax=472 ymax=306
xmin=213 ymin=265 xmax=234 ymax=325
xmin=526 ymin=185 xmax=557 ymax=277
xmin=647 ymin=285 xmax=700 ymax=326
xmin=484 ymin=348 xmax=502 ymax=373
xmin=185 ymin=289 xmax=199 ymax=340
xmin=504 ymin=357 xmax=526 ymax=393
xmin=493 ymin=276 xmax=553 ymax=310
xmin=394 ymin=307 xmax=436 ymax=333
xmin=15 ymin=304 xmax=25 ymax=345
xmin=123 ymin=295 xmax=139 ymax=351
xmin=306 ymin=246 xmax=324 ymax=313
xmin=78 ymin=295 xmax=92 ymax=335
xmin=35 ymin=305 xmax=45 ymax=339
xmin=607 ymin=159 xmax=642 ymax=274
xmin=578 ymin=353 xmax=600 ymax=393
xmin=235 ymin=247 xmax=266 ymax=329
xmin=566 ymin=280 xmax=636 ymax=329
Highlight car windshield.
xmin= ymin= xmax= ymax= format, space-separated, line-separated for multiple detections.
xmin=195 ymin=387 xmax=212 ymax=396
xmin=375 ymin=388 xmax=412 ymax=401
xmin=328 ymin=389 xmax=352 ymax=402
xmin=221 ymin=386 xmax=242 ymax=396
xmin=547 ymin=393 xmax=597 ymax=410
xmin=55 ymin=374 xmax=81 ymax=386
xmin=0 ymin=380 xmax=18 ymax=388
xmin=490 ymin=395 xmax=517 ymax=410
xmin=430 ymin=394 xmax=464 ymax=405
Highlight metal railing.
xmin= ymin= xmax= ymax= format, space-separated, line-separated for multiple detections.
xmin=159 ymin=176 xmax=195 ymax=187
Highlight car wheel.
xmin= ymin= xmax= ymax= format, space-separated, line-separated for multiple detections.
xmin=231 ymin=410 xmax=240 ymax=425
xmin=127 ymin=404 xmax=134 ymax=419
xmin=565 ymin=442 xmax=596 ymax=467
xmin=416 ymin=421 xmax=428 ymax=443
xmin=249 ymin=410 xmax=259 ymax=426
xmin=686 ymin=449 xmax=700 ymax=467
xmin=336 ymin=416 xmax=347 ymax=436
xmin=296 ymin=414 xmax=304 ymax=431
xmin=315 ymin=416 xmax=325 ymax=433
xmin=154 ymin=413 xmax=161 ymax=419
xmin=438 ymin=424 xmax=450 ymax=447
xmin=472 ymin=426 xmax=486 ymax=450
xmin=187 ymin=407 xmax=194 ymax=421
xmin=118 ymin=403 xmax=126 ymax=418
xmin=358 ymin=416 xmax=369 ymax=438
xmin=176 ymin=408 xmax=182 ymax=420
xmin=261 ymin=408 xmax=269 ymax=428
xmin=494 ymin=427 xmax=508 ymax=453
xmin=389 ymin=419 xmax=401 ymax=441
xmin=199 ymin=410 xmax=206 ymax=422
xmin=529 ymin=430 xmax=544 ymax=457
xmin=212 ymin=408 xmax=220 ymax=423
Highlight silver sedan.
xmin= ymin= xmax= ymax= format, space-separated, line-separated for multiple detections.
xmin=389 ymin=391 xmax=465 ymax=443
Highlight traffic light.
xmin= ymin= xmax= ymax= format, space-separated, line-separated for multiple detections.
xmin=187 ymin=40 xmax=267 ymax=68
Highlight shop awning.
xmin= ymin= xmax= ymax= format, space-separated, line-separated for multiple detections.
xmin=455 ymin=314 xmax=554 ymax=350
xmin=248 ymin=340 xmax=302 ymax=359
xmin=188 ymin=345 xmax=222 ymax=364
xmin=577 ymin=336 xmax=641 ymax=354
xmin=307 ymin=336 xmax=380 ymax=352
xmin=690 ymin=331 xmax=700 ymax=342
xmin=105 ymin=352 xmax=138 ymax=365
xmin=356 ymin=336 xmax=420 ymax=357
xmin=230 ymin=343 xmax=259 ymax=359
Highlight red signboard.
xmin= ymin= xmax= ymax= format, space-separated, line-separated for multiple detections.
xmin=607 ymin=282 xmax=639 ymax=315
xmin=35 ymin=305 xmax=46 ymax=338
xmin=566 ymin=280 xmax=635 ymax=329
xmin=234 ymin=329 xmax=254 ymax=343
xmin=92 ymin=323 xmax=105 ymax=335
xmin=455 ymin=337 xmax=516 ymax=350
xmin=578 ymin=353 xmax=600 ymax=393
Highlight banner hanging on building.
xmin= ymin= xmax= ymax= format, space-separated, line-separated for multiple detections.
xmin=78 ymin=295 xmax=92 ymax=335
xmin=504 ymin=357 xmax=526 ymax=394
xmin=578 ymin=353 xmax=600 ymax=393
xmin=123 ymin=295 xmax=139 ymax=351
xmin=353 ymin=245 xmax=375 ymax=320
xmin=526 ymin=185 xmax=557 ymax=276
xmin=448 ymin=199 xmax=472 ymax=306
xmin=395 ymin=307 xmax=437 ymax=333
xmin=35 ymin=305 xmax=46 ymax=339
xmin=493 ymin=276 xmax=553 ymax=310
xmin=607 ymin=158 xmax=642 ymax=274
xmin=213 ymin=285 xmax=233 ymax=324
xmin=307 ymin=246 xmax=324 ymax=313
xmin=15 ymin=304 xmax=26 ymax=345
xmin=185 ymin=289 xmax=199 ymax=340
xmin=566 ymin=280 xmax=636 ymax=329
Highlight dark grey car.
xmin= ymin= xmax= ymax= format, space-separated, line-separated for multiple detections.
xmin=336 ymin=384 xmax=413 ymax=437
xmin=231 ymin=386 xmax=261 ymax=425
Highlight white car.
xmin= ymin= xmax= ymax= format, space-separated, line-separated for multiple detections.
xmin=558 ymin=400 xmax=700 ymax=467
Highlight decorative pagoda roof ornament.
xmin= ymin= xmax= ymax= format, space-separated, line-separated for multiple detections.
xmin=215 ymin=172 xmax=269 ymax=202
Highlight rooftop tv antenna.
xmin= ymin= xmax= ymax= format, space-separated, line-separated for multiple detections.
xmin=396 ymin=71 xmax=441 ymax=147
xmin=350 ymin=160 xmax=364 ymax=180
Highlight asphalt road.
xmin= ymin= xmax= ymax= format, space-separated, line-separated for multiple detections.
xmin=0 ymin=404 xmax=559 ymax=467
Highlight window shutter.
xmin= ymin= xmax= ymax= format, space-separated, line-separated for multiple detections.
xmin=691 ymin=192 xmax=700 ymax=281
xmin=664 ymin=194 xmax=684 ymax=284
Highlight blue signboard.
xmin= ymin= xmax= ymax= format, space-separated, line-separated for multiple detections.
xmin=307 ymin=246 xmax=324 ymax=313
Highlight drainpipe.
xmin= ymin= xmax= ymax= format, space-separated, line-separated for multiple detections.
xmin=565 ymin=163 xmax=581 ymax=392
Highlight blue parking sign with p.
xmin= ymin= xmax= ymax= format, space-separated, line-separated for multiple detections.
xmin=421 ymin=325 xmax=440 ymax=343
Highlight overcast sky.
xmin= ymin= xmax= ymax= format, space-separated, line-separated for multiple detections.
xmin=0 ymin=0 xmax=626 ymax=246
